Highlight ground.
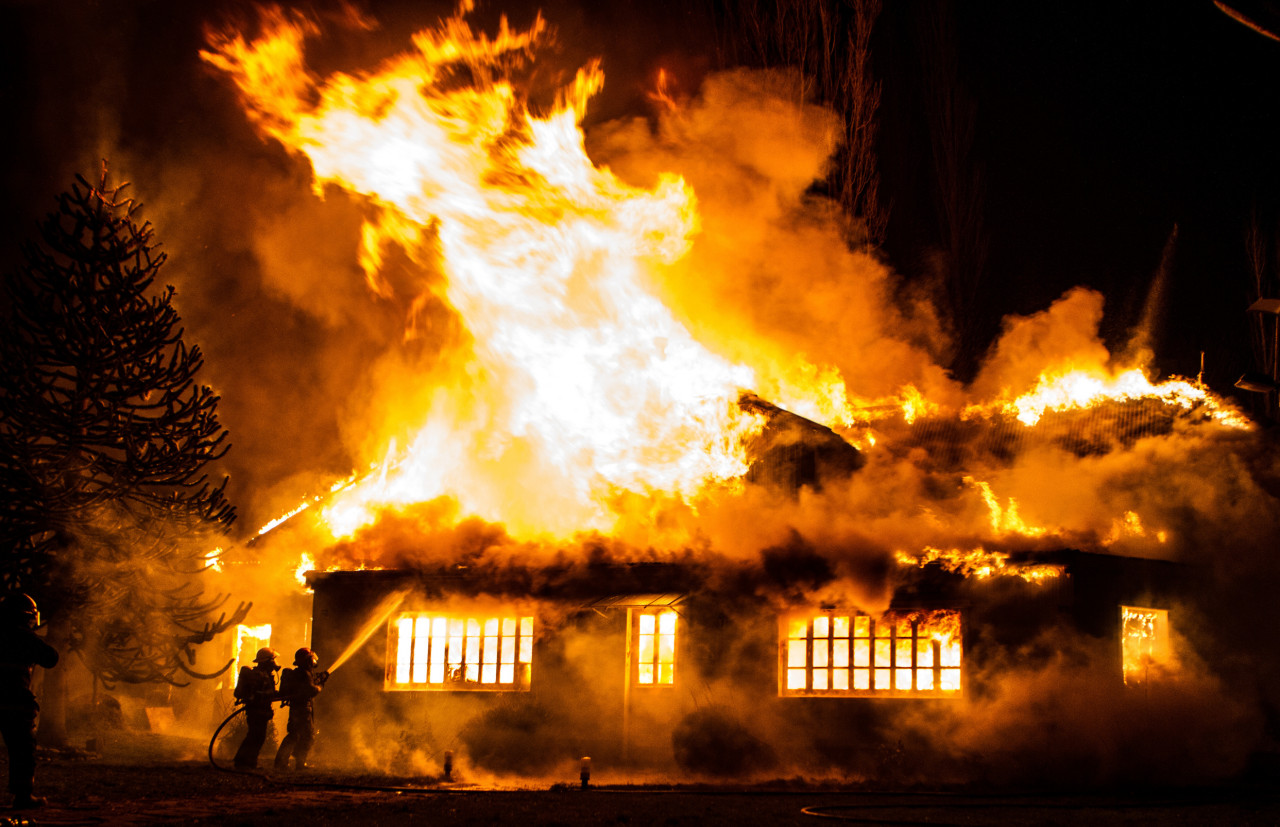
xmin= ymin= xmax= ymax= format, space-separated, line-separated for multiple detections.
xmin=2 ymin=734 xmax=1278 ymax=825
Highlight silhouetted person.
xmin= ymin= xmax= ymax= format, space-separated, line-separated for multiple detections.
xmin=274 ymin=647 xmax=327 ymax=771
xmin=232 ymin=647 xmax=279 ymax=769
xmin=0 ymin=593 xmax=58 ymax=809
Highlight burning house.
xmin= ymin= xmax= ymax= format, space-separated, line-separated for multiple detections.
xmin=197 ymin=3 xmax=1280 ymax=787
xmin=293 ymin=398 xmax=1203 ymax=783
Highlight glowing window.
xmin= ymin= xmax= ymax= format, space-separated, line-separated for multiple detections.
xmin=234 ymin=624 xmax=272 ymax=673
xmin=387 ymin=613 xmax=533 ymax=691
xmin=780 ymin=610 xmax=962 ymax=697
xmin=634 ymin=610 xmax=677 ymax=686
xmin=1121 ymin=606 xmax=1171 ymax=686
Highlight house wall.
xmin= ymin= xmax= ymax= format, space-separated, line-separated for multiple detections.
xmin=305 ymin=554 xmax=1185 ymax=779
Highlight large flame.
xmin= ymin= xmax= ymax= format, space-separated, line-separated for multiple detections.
xmin=204 ymin=4 xmax=764 ymax=539
xmin=205 ymin=4 xmax=1253 ymax=555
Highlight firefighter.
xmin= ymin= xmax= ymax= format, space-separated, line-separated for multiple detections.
xmin=0 ymin=593 xmax=58 ymax=809
xmin=232 ymin=647 xmax=280 ymax=769
xmin=273 ymin=647 xmax=328 ymax=771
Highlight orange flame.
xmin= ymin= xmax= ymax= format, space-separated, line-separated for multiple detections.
xmin=965 ymin=367 xmax=1251 ymax=429
xmin=204 ymin=4 xmax=768 ymax=539
xmin=964 ymin=476 xmax=1049 ymax=538
xmin=896 ymin=547 xmax=1062 ymax=584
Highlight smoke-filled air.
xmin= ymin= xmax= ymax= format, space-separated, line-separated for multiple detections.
xmin=61 ymin=0 xmax=1278 ymax=786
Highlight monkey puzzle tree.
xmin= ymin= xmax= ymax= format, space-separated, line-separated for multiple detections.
xmin=0 ymin=166 xmax=248 ymax=732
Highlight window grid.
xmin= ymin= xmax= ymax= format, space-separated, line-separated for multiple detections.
xmin=781 ymin=611 xmax=962 ymax=697
xmin=635 ymin=610 xmax=677 ymax=686
xmin=388 ymin=613 xmax=533 ymax=691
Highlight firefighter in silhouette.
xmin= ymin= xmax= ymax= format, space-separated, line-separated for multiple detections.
xmin=273 ymin=647 xmax=328 ymax=771
xmin=232 ymin=647 xmax=280 ymax=769
xmin=0 ymin=593 xmax=58 ymax=809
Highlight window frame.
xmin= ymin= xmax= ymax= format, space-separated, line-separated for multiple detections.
xmin=630 ymin=608 xmax=679 ymax=688
xmin=385 ymin=612 xmax=534 ymax=692
xmin=778 ymin=609 xmax=963 ymax=698
xmin=1120 ymin=605 xmax=1171 ymax=687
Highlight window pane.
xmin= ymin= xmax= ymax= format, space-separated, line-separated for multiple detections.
xmin=833 ymin=639 xmax=849 ymax=668
xmin=520 ymin=617 xmax=533 ymax=637
xmin=787 ymin=668 xmax=807 ymax=690
xmin=916 ymin=640 xmax=934 ymax=668
xmin=813 ymin=670 xmax=828 ymax=690
xmin=499 ymin=663 xmax=514 ymax=684
xmin=916 ymin=670 xmax=934 ymax=691
xmin=658 ymin=634 xmax=675 ymax=664
xmin=853 ymin=669 xmax=870 ymax=690
xmin=501 ymin=635 xmax=515 ymax=664
xmin=639 ymin=635 xmax=655 ymax=666
xmin=464 ymin=663 xmax=478 ymax=682
xmin=466 ymin=619 xmax=481 ymax=638
xmin=483 ymin=636 xmax=499 ymax=664
xmin=833 ymin=616 xmax=850 ymax=637
xmin=412 ymin=617 xmax=430 ymax=683
xmin=814 ymin=639 xmax=829 ymax=668
xmin=481 ymin=663 xmax=496 ymax=684
xmin=896 ymin=639 xmax=913 ymax=667
xmin=833 ymin=670 xmax=849 ymax=690
xmin=854 ymin=616 xmax=870 ymax=637
xmin=640 ymin=613 xmax=656 ymax=634
xmin=874 ymin=668 xmax=890 ymax=690
xmin=788 ymin=639 xmax=808 ymax=669
xmin=895 ymin=668 xmax=912 ymax=691
xmin=854 ymin=639 xmax=870 ymax=667
xmin=639 ymin=663 xmax=654 ymax=684
xmin=396 ymin=618 xmax=413 ymax=684
xmin=658 ymin=612 xmax=677 ymax=635
xmin=814 ymin=616 xmax=829 ymax=638
xmin=519 ymin=635 xmax=532 ymax=663
xmin=788 ymin=618 xmax=808 ymax=639
xmin=658 ymin=663 xmax=674 ymax=684
xmin=875 ymin=639 xmax=890 ymax=665
xmin=502 ymin=617 xmax=516 ymax=636
xmin=941 ymin=668 xmax=961 ymax=691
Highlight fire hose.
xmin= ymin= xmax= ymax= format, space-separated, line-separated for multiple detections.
xmin=206 ymin=703 xmax=251 ymax=775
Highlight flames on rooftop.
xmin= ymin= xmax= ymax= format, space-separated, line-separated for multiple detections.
xmin=194 ymin=3 xmax=1280 ymax=786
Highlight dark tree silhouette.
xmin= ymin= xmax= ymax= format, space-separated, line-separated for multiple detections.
xmin=707 ymin=0 xmax=888 ymax=248
xmin=918 ymin=0 xmax=988 ymax=380
xmin=0 ymin=165 xmax=248 ymax=710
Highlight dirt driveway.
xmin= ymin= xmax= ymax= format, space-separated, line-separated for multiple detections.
xmin=7 ymin=735 xmax=1280 ymax=825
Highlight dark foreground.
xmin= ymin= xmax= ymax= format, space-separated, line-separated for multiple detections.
xmin=4 ymin=735 xmax=1280 ymax=826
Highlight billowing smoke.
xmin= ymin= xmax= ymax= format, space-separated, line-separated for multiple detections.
xmin=9 ymin=1 xmax=1279 ymax=786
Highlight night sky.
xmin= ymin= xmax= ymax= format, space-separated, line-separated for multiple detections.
xmin=4 ymin=0 xmax=1280 ymax=526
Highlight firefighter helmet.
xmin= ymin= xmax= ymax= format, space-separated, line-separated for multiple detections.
xmin=294 ymin=647 xmax=319 ymax=668
xmin=253 ymin=647 xmax=279 ymax=664
xmin=2 ymin=593 xmax=39 ymax=629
